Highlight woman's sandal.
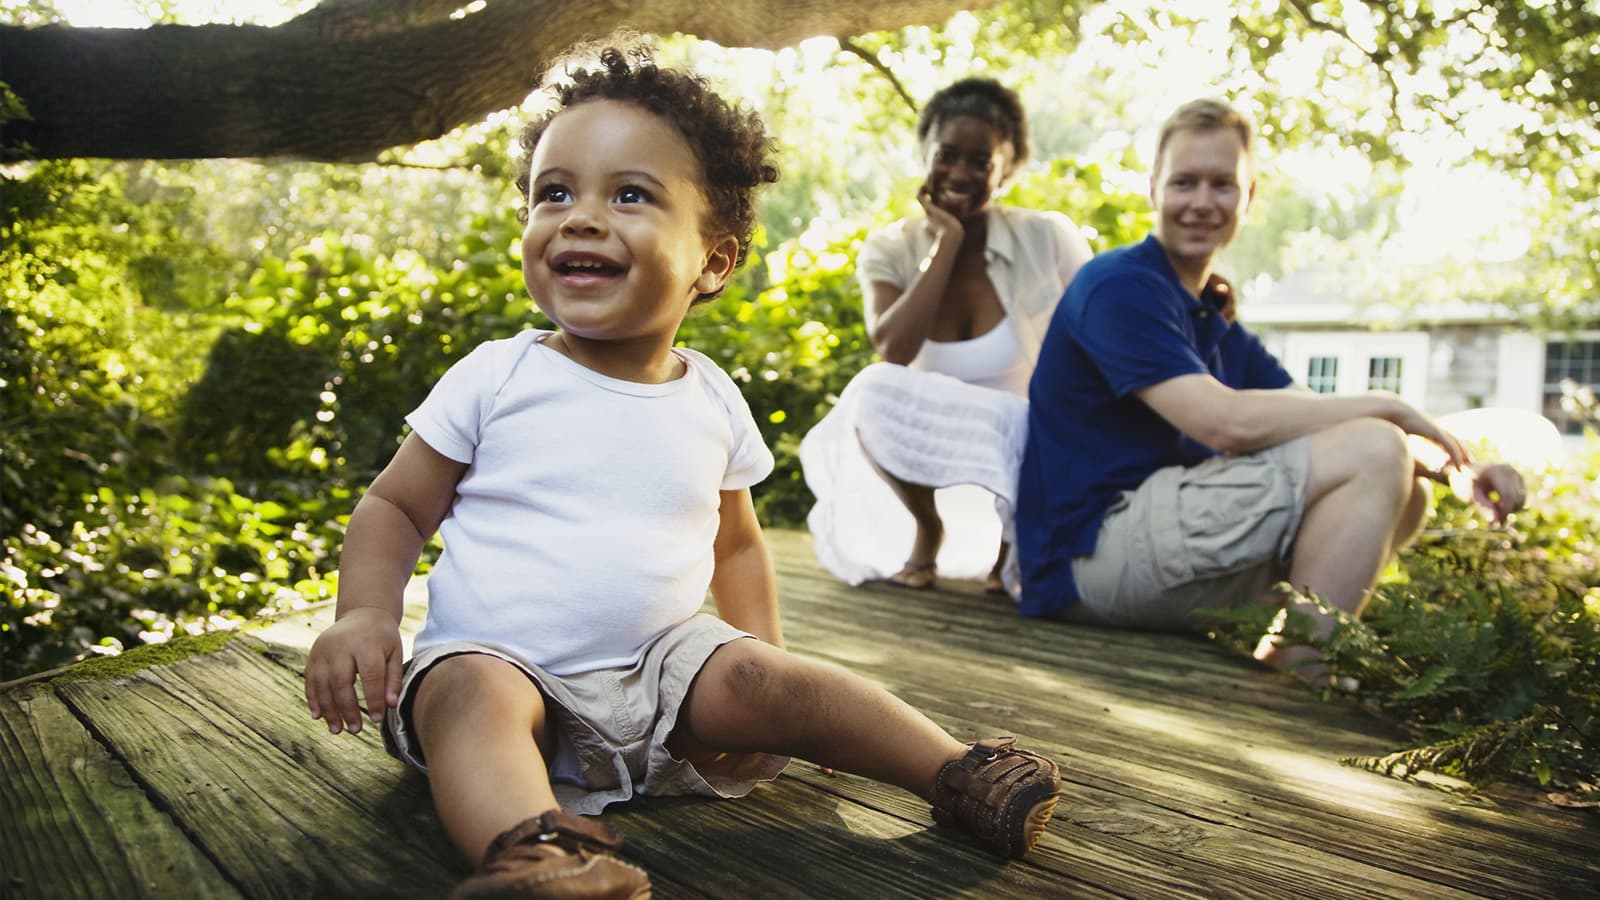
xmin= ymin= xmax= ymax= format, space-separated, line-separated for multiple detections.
xmin=886 ymin=560 xmax=937 ymax=590
xmin=930 ymin=737 xmax=1062 ymax=858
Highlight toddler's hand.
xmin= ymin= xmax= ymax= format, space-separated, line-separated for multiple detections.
xmin=304 ymin=607 xmax=403 ymax=736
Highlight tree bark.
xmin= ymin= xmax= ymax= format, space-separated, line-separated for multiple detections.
xmin=0 ymin=0 xmax=994 ymax=162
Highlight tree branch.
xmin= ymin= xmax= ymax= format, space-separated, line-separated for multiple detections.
xmin=1281 ymin=0 xmax=1403 ymax=121
xmin=0 ymin=0 xmax=997 ymax=161
xmin=284 ymin=0 xmax=480 ymax=38
xmin=837 ymin=37 xmax=918 ymax=115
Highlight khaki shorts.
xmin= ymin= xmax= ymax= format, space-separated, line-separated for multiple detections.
xmin=382 ymin=614 xmax=790 ymax=816
xmin=1064 ymin=438 xmax=1310 ymax=630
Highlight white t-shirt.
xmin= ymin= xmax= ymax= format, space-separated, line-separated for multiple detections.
xmin=405 ymin=330 xmax=774 ymax=675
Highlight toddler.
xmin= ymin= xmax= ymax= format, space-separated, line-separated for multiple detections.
xmin=303 ymin=43 xmax=1062 ymax=900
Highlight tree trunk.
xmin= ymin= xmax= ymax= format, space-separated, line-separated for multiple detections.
xmin=0 ymin=0 xmax=992 ymax=162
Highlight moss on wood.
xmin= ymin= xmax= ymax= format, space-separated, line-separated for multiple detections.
xmin=49 ymin=630 xmax=239 ymax=684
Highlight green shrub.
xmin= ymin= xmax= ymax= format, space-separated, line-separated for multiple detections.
xmin=0 ymin=161 xmax=341 ymax=677
xmin=4 ymin=477 xmax=344 ymax=675
xmin=679 ymin=223 xmax=877 ymax=525
xmin=1209 ymin=442 xmax=1600 ymax=801
xmin=212 ymin=223 xmax=536 ymax=483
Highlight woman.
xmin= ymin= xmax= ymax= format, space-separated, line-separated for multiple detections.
xmin=800 ymin=77 xmax=1093 ymax=592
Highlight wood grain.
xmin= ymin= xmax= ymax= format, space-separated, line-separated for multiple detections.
xmin=0 ymin=686 xmax=238 ymax=899
xmin=51 ymin=639 xmax=460 ymax=899
xmin=3 ymin=528 xmax=1594 ymax=899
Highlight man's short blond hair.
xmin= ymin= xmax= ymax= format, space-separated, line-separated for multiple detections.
xmin=1154 ymin=98 xmax=1255 ymax=176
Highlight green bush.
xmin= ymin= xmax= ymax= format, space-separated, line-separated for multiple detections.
xmin=1209 ymin=442 xmax=1600 ymax=802
xmin=4 ymin=477 xmax=345 ymax=674
xmin=679 ymin=223 xmax=877 ymax=525
xmin=1 ymin=160 xmax=343 ymax=675
xmin=211 ymin=222 xmax=536 ymax=482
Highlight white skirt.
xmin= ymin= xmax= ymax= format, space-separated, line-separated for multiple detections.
xmin=798 ymin=362 xmax=1028 ymax=587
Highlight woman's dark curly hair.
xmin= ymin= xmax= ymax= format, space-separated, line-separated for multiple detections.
xmin=513 ymin=43 xmax=779 ymax=300
xmin=915 ymin=78 xmax=1030 ymax=178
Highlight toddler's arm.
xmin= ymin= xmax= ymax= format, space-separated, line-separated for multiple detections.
xmin=304 ymin=433 xmax=467 ymax=735
xmin=708 ymin=488 xmax=782 ymax=647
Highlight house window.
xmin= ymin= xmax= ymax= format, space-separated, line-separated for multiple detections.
xmin=1305 ymin=356 xmax=1339 ymax=394
xmin=1279 ymin=331 xmax=1429 ymax=407
xmin=1367 ymin=356 xmax=1404 ymax=392
xmin=1543 ymin=340 xmax=1600 ymax=435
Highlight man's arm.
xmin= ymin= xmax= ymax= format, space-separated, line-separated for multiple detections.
xmin=1137 ymin=372 xmax=1468 ymax=465
xmin=709 ymin=488 xmax=782 ymax=647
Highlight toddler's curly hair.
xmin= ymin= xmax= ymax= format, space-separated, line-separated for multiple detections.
xmin=513 ymin=43 xmax=779 ymax=299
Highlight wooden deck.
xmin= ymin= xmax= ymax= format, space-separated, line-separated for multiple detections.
xmin=3 ymin=529 xmax=1596 ymax=899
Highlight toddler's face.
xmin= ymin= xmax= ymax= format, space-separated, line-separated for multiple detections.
xmin=521 ymin=99 xmax=734 ymax=350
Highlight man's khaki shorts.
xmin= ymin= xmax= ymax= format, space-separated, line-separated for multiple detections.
xmin=382 ymin=614 xmax=790 ymax=815
xmin=1063 ymin=437 xmax=1310 ymax=630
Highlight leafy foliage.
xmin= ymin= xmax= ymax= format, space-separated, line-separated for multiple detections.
xmin=680 ymin=225 xmax=878 ymax=525
xmin=1208 ymin=447 xmax=1600 ymax=802
xmin=0 ymin=160 xmax=354 ymax=674
xmin=1003 ymin=158 xmax=1153 ymax=252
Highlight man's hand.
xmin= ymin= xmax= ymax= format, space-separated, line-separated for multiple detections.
xmin=1385 ymin=400 xmax=1470 ymax=471
xmin=1459 ymin=462 xmax=1527 ymax=523
xmin=304 ymin=607 xmax=403 ymax=736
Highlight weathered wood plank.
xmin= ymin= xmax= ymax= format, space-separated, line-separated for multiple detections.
xmin=249 ymin=576 xmax=430 ymax=655
xmin=12 ymin=527 xmax=1592 ymax=899
xmin=768 ymin=548 xmax=1600 ymax=895
xmin=50 ymin=637 xmax=461 ymax=900
xmin=795 ymin=617 xmax=1599 ymax=894
xmin=786 ymin=765 xmax=1480 ymax=900
xmin=781 ymin=565 xmax=1376 ymax=726
xmin=0 ymin=685 xmax=238 ymax=899
xmin=603 ymin=779 xmax=1121 ymax=899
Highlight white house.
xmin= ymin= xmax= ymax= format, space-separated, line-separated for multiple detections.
xmin=1241 ymin=266 xmax=1598 ymax=452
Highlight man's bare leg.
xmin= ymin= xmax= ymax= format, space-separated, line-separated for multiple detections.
xmin=1260 ymin=419 xmax=1421 ymax=679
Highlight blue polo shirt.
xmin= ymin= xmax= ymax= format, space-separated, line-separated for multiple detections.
xmin=1014 ymin=235 xmax=1292 ymax=617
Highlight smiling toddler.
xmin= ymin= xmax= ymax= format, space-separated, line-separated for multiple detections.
xmin=302 ymin=42 xmax=1062 ymax=899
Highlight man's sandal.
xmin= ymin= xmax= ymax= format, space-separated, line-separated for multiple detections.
xmin=886 ymin=560 xmax=937 ymax=590
xmin=452 ymin=810 xmax=652 ymax=899
xmin=930 ymin=737 xmax=1062 ymax=858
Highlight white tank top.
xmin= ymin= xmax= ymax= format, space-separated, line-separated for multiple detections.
xmin=909 ymin=316 xmax=1030 ymax=396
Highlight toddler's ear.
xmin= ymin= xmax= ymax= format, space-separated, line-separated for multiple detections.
xmin=695 ymin=235 xmax=739 ymax=295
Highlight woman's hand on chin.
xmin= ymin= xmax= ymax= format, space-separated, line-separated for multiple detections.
xmin=918 ymin=183 xmax=964 ymax=242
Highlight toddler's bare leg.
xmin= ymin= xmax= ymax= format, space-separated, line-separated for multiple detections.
xmin=411 ymin=653 xmax=560 ymax=864
xmin=672 ymin=638 xmax=965 ymax=798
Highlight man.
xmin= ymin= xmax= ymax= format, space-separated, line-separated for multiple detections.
xmin=1013 ymin=98 xmax=1524 ymax=678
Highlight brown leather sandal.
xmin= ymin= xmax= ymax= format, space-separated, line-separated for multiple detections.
xmin=930 ymin=737 xmax=1061 ymax=858
xmin=886 ymin=560 xmax=937 ymax=590
xmin=452 ymin=810 xmax=652 ymax=899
